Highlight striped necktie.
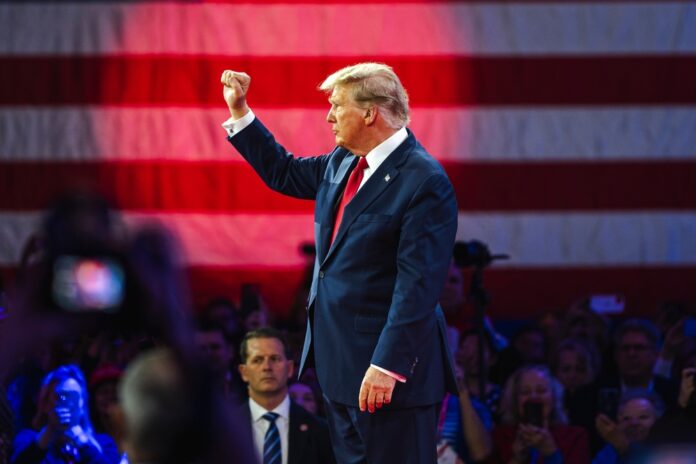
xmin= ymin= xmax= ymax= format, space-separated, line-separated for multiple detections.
xmin=262 ymin=412 xmax=281 ymax=464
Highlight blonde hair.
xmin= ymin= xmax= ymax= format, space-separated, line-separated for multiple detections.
xmin=319 ymin=62 xmax=410 ymax=129
xmin=500 ymin=365 xmax=568 ymax=425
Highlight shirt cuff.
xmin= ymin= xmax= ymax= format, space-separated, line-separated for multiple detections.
xmin=221 ymin=109 xmax=255 ymax=137
xmin=371 ymin=364 xmax=406 ymax=383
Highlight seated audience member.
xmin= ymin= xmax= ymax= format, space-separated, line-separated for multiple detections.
xmin=288 ymin=381 xmax=322 ymax=417
xmin=652 ymin=305 xmax=696 ymax=380
xmin=238 ymin=328 xmax=335 ymax=464
xmin=491 ymin=325 xmax=547 ymax=386
xmin=593 ymin=390 xmax=663 ymax=464
xmin=609 ymin=319 xmax=677 ymax=405
xmin=646 ymin=365 xmax=696 ymax=445
xmin=88 ymin=365 xmax=122 ymax=443
xmin=554 ymin=339 xmax=599 ymax=392
xmin=561 ymin=300 xmax=610 ymax=362
xmin=553 ymin=339 xmax=599 ymax=410
xmin=568 ymin=318 xmax=678 ymax=452
xmin=456 ymin=330 xmax=502 ymax=422
xmin=194 ymin=321 xmax=246 ymax=399
xmin=200 ymin=297 xmax=243 ymax=348
xmin=439 ymin=260 xmax=466 ymax=325
xmin=491 ymin=365 xmax=589 ymax=464
xmin=11 ymin=365 xmax=120 ymax=464
xmin=438 ymin=363 xmax=492 ymax=463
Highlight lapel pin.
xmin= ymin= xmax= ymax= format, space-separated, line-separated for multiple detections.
xmin=300 ymin=424 xmax=309 ymax=432
xmin=384 ymin=174 xmax=391 ymax=182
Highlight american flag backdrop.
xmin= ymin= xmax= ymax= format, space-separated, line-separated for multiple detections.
xmin=1 ymin=1 xmax=695 ymax=318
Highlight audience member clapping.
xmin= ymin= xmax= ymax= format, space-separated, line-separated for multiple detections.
xmin=593 ymin=390 xmax=663 ymax=463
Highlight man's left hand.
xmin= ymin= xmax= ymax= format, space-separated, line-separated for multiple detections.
xmin=359 ymin=366 xmax=396 ymax=413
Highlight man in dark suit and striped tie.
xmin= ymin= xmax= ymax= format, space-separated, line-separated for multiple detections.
xmin=238 ymin=328 xmax=335 ymax=464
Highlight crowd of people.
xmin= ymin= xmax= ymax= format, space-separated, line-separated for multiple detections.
xmin=0 ymin=194 xmax=695 ymax=464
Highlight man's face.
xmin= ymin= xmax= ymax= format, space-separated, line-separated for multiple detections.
xmin=615 ymin=331 xmax=657 ymax=382
xmin=618 ymin=398 xmax=658 ymax=443
xmin=239 ymin=337 xmax=293 ymax=398
xmin=326 ymin=85 xmax=368 ymax=154
xmin=195 ymin=330 xmax=233 ymax=374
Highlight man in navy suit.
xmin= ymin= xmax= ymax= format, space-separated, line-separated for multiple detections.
xmin=238 ymin=328 xmax=335 ymax=464
xmin=221 ymin=63 xmax=458 ymax=463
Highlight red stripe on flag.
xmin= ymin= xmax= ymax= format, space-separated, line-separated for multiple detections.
xmin=3 ymin=56 xmax=696 ymax=106
xmin=477 ymin=266 xmax=696 ymax=319
xmin=2 ymin=265 xmax=693 ymax=319
xmin=1 ymin=160 xmax=695 ymax=212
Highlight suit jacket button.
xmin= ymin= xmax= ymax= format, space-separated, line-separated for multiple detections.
xmin=318 ymin=271 xmax=325 ymax=279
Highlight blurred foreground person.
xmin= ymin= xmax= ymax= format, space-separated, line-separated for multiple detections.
xmin=1 ymin=193 xmax=254 ymax=464
xmin=118 ymin=348 xmax=255 ymax=464
xmin=11 ymin=365 xmax=120 ymax=464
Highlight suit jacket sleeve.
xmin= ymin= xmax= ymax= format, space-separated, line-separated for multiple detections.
xmin=370 ymin=171 xmax=458 ymax=378
xmin=228 ymin=117 xmax=333 ymax=200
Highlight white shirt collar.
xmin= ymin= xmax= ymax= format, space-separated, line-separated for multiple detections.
xmin=249 ymin=394 xmax=291 ymax=423
xmin=363 ymin=127 xmax=408 ymax=171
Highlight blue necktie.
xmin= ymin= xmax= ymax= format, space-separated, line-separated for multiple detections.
xmin=262 ymin=412 xmax=281 ymax=464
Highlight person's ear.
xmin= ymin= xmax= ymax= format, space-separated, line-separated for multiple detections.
xmin=238 ymin=364 xmax=249 ymax=383
xmin=364 ymin=106 xmax=377 ymax=125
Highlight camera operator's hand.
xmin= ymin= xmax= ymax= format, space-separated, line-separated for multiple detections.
xmin=596 ymin=413 xmax=629 ymax=455
xmin=678 ymin=367 xmax=696 ymax=409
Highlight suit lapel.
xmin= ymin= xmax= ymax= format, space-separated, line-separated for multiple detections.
xmin=317 ymin=155 xmax=357 ymax=263
xmin=321 ymin=134 xmax=412 ymax=266
xmin=288 ymin=402 xmax=309 ymax=464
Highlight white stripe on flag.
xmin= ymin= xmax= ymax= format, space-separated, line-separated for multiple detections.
xmin=2 ymin=107 xmax=696 ymax=162
xmin=1 ymin=212 xmax=695 ymax=267
xmin=1 ymin=2 xmax=695 ymax=56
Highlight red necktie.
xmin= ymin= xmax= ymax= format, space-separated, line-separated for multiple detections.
xmin=331 ymin=156 xmax=369 ymax=244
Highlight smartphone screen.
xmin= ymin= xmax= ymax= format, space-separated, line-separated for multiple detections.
xmin=522 ymin=401 xmax=544 ymax=427
xmin=52 ymin=256 xmax=125 ymax=312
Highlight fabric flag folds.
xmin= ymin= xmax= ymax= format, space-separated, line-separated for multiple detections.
xmin=1 ymin=1 xmax=695 ymax=317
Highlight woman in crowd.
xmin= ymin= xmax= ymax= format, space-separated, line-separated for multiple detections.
xmin=593 ymin=390 xmax=663 ymax=464
xmin=553 ymin=339 xmax=599 ymax=395
xmin=456 ymin=330 xmax=502 ymax=422
xmin=491 ymin=365 xmax=589 ymax=464
xmin=11 ymin=365 xmax=120 ymax=464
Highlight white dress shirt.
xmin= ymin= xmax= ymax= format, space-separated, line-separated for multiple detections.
xmin=249 ymin=395 xmax=291 ymax=464
xmin=224 ymin=111 xmax=408 ymax=383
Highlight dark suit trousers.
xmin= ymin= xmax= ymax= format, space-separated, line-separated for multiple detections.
xmin=323 ymin=395 xmax=439 ymax=464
